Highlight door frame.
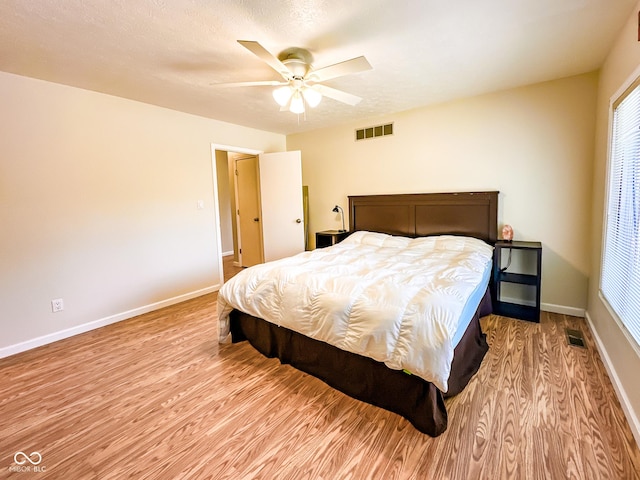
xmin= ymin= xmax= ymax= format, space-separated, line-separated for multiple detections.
xmin=210 ymin=144 xmax=262 ymax=286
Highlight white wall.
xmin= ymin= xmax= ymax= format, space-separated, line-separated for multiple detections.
xmin=0 ymin=71 xmax=285 ymax=356
xmin=288 ymin=73 xmax=598 ymax=316
xmin=588 ymin=1 xmax=640 ymax=445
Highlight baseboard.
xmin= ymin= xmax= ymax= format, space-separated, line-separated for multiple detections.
xmin=0 ymin=284 xmax=221 ymax=360
xmin=222 ymin=251 xmax=234 ymax=257
xmin=500 ymin=295 xmax=586 ymax=318
xmin=541 ymin=302 xmax=585 ymax=318
xmin=585 ymin=311 xmax=640 ymax=448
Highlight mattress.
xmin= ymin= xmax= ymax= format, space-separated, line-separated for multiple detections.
xmin=452 ymin=260 xmax=492 ymax=346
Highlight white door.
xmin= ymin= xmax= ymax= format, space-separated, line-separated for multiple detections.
xmin=258 ymin=151 xmax=305 ymax=262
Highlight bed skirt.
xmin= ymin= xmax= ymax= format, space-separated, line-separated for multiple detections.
xmin=229 ymin=288 xmax=491 ymax=437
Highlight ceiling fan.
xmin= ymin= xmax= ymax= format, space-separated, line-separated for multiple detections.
xmin=213 ymin=40 xmax=372 ymax=114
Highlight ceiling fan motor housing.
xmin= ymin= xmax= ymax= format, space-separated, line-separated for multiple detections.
xmin=278 ymin=47 xmax=314 ymax=78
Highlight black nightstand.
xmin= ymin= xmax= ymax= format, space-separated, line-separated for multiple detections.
xmin=492 ymin=241 xmax=542 ymax=322
xmin=315 ymin=230 xmax=350 ymax=248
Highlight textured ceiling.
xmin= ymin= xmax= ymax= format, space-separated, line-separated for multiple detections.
xmin=0 ymin=0 xmax=636 ymax=135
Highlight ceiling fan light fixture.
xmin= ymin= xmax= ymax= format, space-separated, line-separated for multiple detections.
xmin=289 ymin=91 xmax=305 ymax=114
xmin=302 ymin=86 xmax=322 ymax=108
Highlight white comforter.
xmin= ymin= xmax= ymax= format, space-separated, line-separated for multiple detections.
xmin=217 ymin=231 xmax=493 ymax=392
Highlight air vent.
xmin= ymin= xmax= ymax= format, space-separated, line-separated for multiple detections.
xmin=565 ymin=328 xmax=586 ymax=348
xmin=355 ymin=123 xmax=393 ymax=141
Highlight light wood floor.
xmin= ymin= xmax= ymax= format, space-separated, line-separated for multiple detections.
xmin=1 ymin=260 xmax=639 ymax=478
xmin=222 ymin=255 xmax=244 ymax=283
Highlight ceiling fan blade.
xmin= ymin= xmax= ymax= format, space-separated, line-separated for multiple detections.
xmin=210 ymin=80 xmax=286 ymax=88
xmin=309 ymin=56 xmax=372 ymax=82
xmin=238 ymin=40 xmax=291 ymax=79
xmin=313 ymin=84 xmax=362 ymax=106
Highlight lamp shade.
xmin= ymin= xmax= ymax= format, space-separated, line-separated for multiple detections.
xmin=302 ymin=86 xmax=322 ymax=108
xmin=273 ymin=86 xmax=292 ymax=106
xmin=289 ymin=91 xmax=305 ymax=114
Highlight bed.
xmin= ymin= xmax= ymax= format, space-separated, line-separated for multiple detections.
xmin=218 ymin=191 xmax=498 ymax=437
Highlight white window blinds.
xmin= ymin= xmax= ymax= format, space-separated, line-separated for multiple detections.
xmin=602 ymin=81 xmax=640 ymax=348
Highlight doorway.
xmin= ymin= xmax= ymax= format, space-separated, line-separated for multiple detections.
xmin=211 ymin=145 xmax=305 ymax=286
xmin=211 ymin=144 xmax=263 ymax=285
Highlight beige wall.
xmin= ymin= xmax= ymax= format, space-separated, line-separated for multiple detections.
xmin=289 ymin=72 xmax=598 ymax=315
xmin=215 ymin=150 xmax=234 ymax=254
xmin=588 ymin=1 xmax=640 ymax=443
xmin=0 ymin=71 xmax=285 ymax=355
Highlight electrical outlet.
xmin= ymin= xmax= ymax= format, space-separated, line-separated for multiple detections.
xmin=51 ymin=298 xmax=64 ymax=313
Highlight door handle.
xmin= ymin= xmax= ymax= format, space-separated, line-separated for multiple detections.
xmin=253 ymin=217 xmax=260 ymax=222
xmin=296 ymin=218 xmax=302 ymax=223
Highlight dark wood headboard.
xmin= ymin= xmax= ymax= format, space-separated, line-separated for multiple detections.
xmin=348 ymin=191 xmax=499 ymax=243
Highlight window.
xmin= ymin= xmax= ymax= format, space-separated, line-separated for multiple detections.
xmin=601 ymin=78 xmax=640 ymax=349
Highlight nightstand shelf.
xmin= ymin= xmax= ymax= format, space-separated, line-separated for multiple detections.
xmin=492 ymin=241 xmax=542 ymax=322
xmin=315 ymin=230 xmax=350 ymax=248
xmin=499 ymin=272 xmax=539 ymax=285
